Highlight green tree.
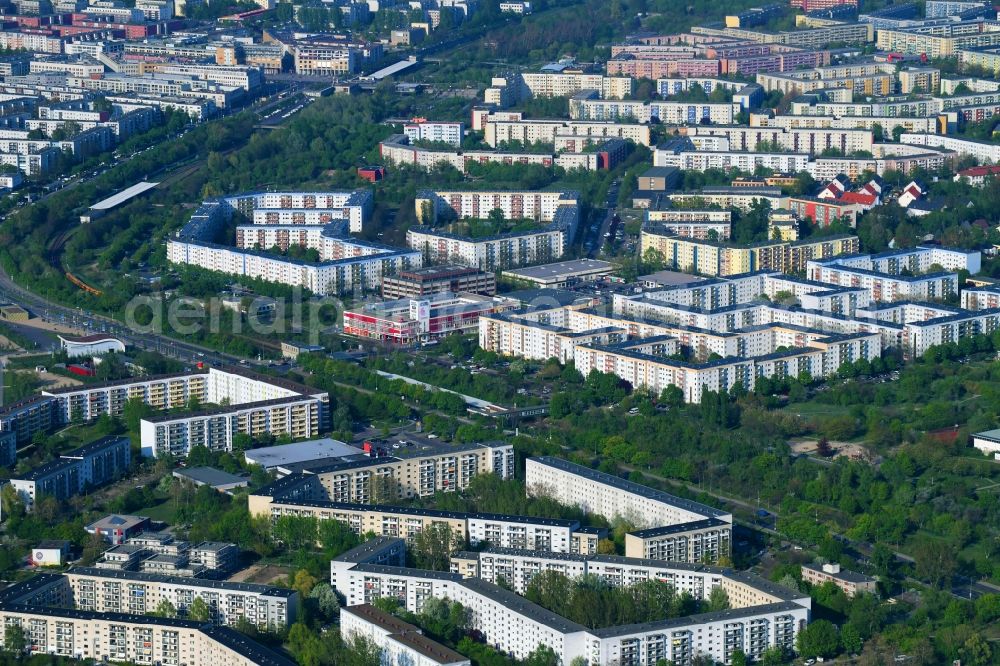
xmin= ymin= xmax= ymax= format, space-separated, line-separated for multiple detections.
xmin=411 ymin=523 xmax=459 ymax=571
xmin=308 ymin=582 xmax=339 ymax=620
xmin=2 ymin=625 xmax=26 ymax=655
xmin=523 ymin=645 xmax=560 ymax=666
xmin=760 ymin=646 xmax=785 ymax=666
xmin=706 ymin=586 xmax=730 ymax=612
xmin=122 ymin=396 xmax=155 ymax=435
xmin=841 ymin=623 xmax=863 ymax=654
xmin=961 ymin=633 xmax=992 ymax=666
xmin=730 ymin=649 xmax=748 ymax=666
xmin=914 ymin=539 xmax=957 ymax=588
xmin=153 ymin=598 xmax=177 ymax=618
xmin=292 ymin=569 xmax=318 ymax=597
xmin=188 ymin=596 xmax=211 ymax=622
xmin=288 ymin=622 xmax=324 ymax=666
xmin=487 ymin=207 xmax=506 ymax=233
xmin=318 ymin=518 xmax=360 ymax=555
xmin=797 ymin=619 xmax=839 ymax=659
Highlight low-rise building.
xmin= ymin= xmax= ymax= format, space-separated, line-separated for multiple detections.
xmin=85 ymin=515 xmax=151 ymax=545
xmin=972 ymin=428 xmax=1000 ymax=456
xmin=501 ymin=259 xmax=614 ymax=288
xmin=31 ymin=540 xmax=71 ymax=567
xmin=800 ymin=562 xmax=877 ymax=597
xmin=172 ymin=467 xmax=249 ymax=492
xmin=343 ymin=292 xmax=518 ymax=345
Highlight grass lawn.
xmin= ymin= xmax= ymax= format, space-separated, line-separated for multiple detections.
xmin=780 ymin=402 xmax=851 ymax=417
xmin=136 ymin=497 xmax=175 ymax=523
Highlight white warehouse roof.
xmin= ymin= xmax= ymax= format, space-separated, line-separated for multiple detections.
xmin=244 ymin=437 xmax=362 ymax=469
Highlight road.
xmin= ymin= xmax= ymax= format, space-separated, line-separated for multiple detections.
xmin=582 ymin=179 xmax=620 ymax=257
xmin=0 ymin=262 xmax=238 ymax=368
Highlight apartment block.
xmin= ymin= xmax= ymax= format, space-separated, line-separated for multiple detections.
xmin=407 ymin=190 xmax=581 ymax=271
xmin=167 ymin=193 xmax=420 ymax=295
xmin=517 ymin=72 xmax=633 ymax=99
xmin=482 ymin=115 xmax=651 ymax=148
xmin=962 ymin=284 xmax=1000 ymax=310
xmin=287 ymin=441 xmax=516 ymax=501
xmin=685 ymin=124 xmax=874 ymax=155
xmin=41 ymin=367 xmax=328 ymax=459
xmin=625 ymin=519 xmax=734 ymax=563
xmin=381 ymin=265 xmax=497 ymax=298
xmin=0 ymin=395 xmax=59 ymax=446
xmin=9 ymin=436 xmax=131 ymax=508
xmin=525 ymin=457 xmax=731 ymax=531
xmin=639 ymin=230 xmax=860 ymax=276
xmin=900 ymin=132 xmax=1000 ymax=163
xmin=654 ymin=146 xmax=811 ymax=174
xmin=260 ymin=496 xmax=584 ymax=552
xmin=568 ymin=96 xmax=740 ymax=124
xmin=0 ymin=605 xmax=294 ymax=665
xmin=451 ymin=549 xmax=793 ymax=603
xmin=140 ymin=395 xmax=323 ymax=459
xmin=876 ymin=22 xmax=1000 ymax=57
xmin=330 ymin=538 xmax=810 ymax=665
xmin=64 ymin=568 xmax=296 ymax=629
xmin=378 ymin=133 xmax=624 ymax=173
xmin=403 ymin=120 xmax=465 ymax=147
xmin=341 ymin=604 xmax=470 ymax=666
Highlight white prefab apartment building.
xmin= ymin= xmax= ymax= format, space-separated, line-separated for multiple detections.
xmin=0 ymin=607 xmax=296 ymax=666
xmin=482 ymin=115 xmax=652 ymax=147
xmin=525 ymin=456 xmax=732 ymax=530
xmin=330 ymin=538 xmax=810 ymax=666
xmin=518 ymin=72 xmax=633 ymax=99
xmin=223 ymin=190 xmax=373 ymax=234
xmin=415 ymin=190 xmax=579 ymax=224
xmin=403 ymin=121 xmax=465 ymax=147
xmin=0 ymin=574 xmax=297 ymax=666
xmin=289 ymin=441 xmax=516 ymax=502
xmin=408 ymin=190 xmax=582 ymax=271
xmin=42 ymin=367 xmax=328 ymax=458
xmin=64 ymin=567 xmax=297 ymax=629
xmin=139 ymin=395 xmax=323 ymax=458
xmin=340 ymin=604 xmax=471 ymax=666
xmin=568 ymin=97 xmax=740 ymax=124
xmin=166 ymin=192 xmax=423 ymax=295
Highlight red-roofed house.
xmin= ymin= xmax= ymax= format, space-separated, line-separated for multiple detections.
xmin=954 ymin=165 xmax=1000 ymax=187
xmin=897 ymin=181 xmax=925 ymax=208
xmin=818 ymin=174 xmax=850 ymax=199
xmin=838 ymin=191 xmax=878 ymax=210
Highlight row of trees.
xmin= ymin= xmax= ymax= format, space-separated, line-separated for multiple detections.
xmin=523 ymin=570 xmax=729 ymax=629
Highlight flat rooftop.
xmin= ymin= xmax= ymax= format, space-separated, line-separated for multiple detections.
xmin=172 ymin=466 xmax=249 ymax=488
xmin=639 ymin=270 xmax=708 ymax=286
xmin=973 ymin=428 xmax=1000 ymax=442
xmin=244 ymin=438 xmax=362 ymax=469
xmin=67 ymin=566 xmax=296 ymax=598
xmin=502 ymin=259 xmax=613 ymax=281
xmin=86 ymin=514 xmax=148 ymax=532
xmin=89 ymin=181 xmax=159 ymax=211
xmin=530 ymin=456 xmax=730 ymax=520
